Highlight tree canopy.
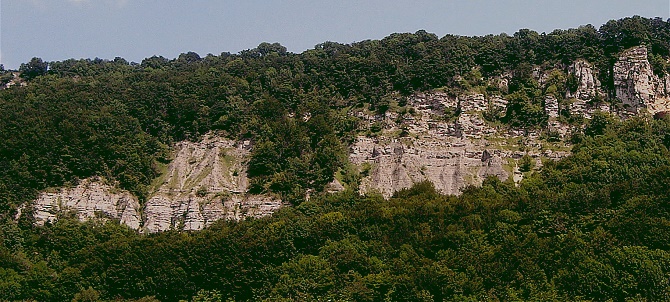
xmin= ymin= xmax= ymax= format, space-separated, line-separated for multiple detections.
xmin=1 ymin=16 xmax=670 ymax=301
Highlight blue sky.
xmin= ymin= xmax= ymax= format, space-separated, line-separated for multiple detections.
xmin=1 ymin=0 xmax=668 ymax=69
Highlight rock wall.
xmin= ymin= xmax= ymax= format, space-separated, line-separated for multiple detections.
xmin=614 ymin=46 xmax=670 ymax=114
xmin=567 ymin=60 xmax=602 ymax=101
xmin=350 ymin=137 xmax=509 ymax=198
xmin=565 ymin=60 xmax=611 ymax=119
xmin=545 ymin=96 xmax=559 ymax=118
xmin=143 ymin=135 xmax=282 ymax=232
xmin=28 ymin=46 xmax=668 ymax=230
xmin=27 ymin=135 xmax=282 ymax=233
xmin=30 ymin=178 xmax=142 ymax=229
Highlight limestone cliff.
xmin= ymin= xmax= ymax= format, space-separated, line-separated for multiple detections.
xmin=29 ymin=178 xmax=142 ymax=229
xmin=564 ymin=60 xmax=611 ymax=119
xmin=143 ymin=135 xmax=282 ymax=232
xmin=567 ymin=59 xmax=603 ymax=101
xmin=26 ymin=135 xmax=282 ymax=232
xmin=350 ymin=136 xmax=509 ymax=198
xmin=614 ymin=46 xmax=670 ymax=114
xmin=351 ymin=92 xmax=568 ymax=198
xmin=27 ymin=46 xmax=667 ymax=230
xmin=561 ymin=48 xmax=670 ymax=117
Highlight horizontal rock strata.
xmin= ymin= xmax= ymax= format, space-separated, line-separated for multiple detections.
xmin=30 ymin=178 xmax=141 ymax=229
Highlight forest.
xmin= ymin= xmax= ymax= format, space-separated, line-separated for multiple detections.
xmin=1 ymin=16 xmax=670 ymax=301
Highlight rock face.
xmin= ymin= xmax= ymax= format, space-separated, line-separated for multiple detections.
xmin=32 ymin=46 xmax=669 ymax=230
xmin=350 ymin=137 xmax=509 ymax=198
xmin=567 ymin=60 xmax=602 ymax=101
xmin=565 ymin=60 xmax=610 ymax=119
xmin=614 ymin=46 xmax=670 ymax=114
xmin=30 ymin=178 xmax=142 ymax=229
xmin=27 ymin=135 xmax=283 ymax=232
xmin=349 ymin=91 xmax=573 ymax=198
xmin=143 ymin=135 xmax=282 ymax=233
xmin=545 ymin=96 xmax=559 ymax=118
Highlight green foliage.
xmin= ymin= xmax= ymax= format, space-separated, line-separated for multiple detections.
xmin=504 ymin=90 xmax=547 ymax=128
xmin=1 ymin=16 xmax=670 ymax=302
xmin=2 ymin=116 xmax=670 ymax=301
xmin=545 ymin=69 xmax=567 ymax=98
xmin=72 ymin=287 xmax=100 ymax=302
xmin=189 ymin=289 xmax=223 ymax=302
xmin=19 ymin=57 xmax=49 ymax=80
xmin=585 ymin=111 xmax=617 ymax=136
xmin=519 ymin=154 xmax=535 ymax=172
xmin=566 ymin=73 xmax=579 ymax=93
xmin=246 ymin=109 xmax=347 ymax=202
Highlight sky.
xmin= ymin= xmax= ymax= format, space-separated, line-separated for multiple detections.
xmin=1 ymin=0 xmax=669 ymax=69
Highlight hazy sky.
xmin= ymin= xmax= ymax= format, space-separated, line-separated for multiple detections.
xmin=1 ymin=0 xmax=668 ymax=69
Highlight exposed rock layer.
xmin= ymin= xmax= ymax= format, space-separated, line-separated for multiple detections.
xmin=143 ymin=135 xmax=282 ymax=232
xmin=28 ymin=136 xmax=282 ymax=233
xmin=350 ymin=137 xmax=509 ymax=198
xmin=27 ymin=45 xmax=668 ymax=230
xmin=568 ymin=59 xmax=603 ymax=101
xmin=351 ymin=91 xmax=569 ymax=198
xmin=614 ymin=46 xmax=670 ymax=114
xmin=31 ymin=178 xmax=142 ymax=229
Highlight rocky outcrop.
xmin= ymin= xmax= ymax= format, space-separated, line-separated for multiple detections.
xmin=349 ymin=91 xmax=574 ymax=198
xmin=545 ymin=96 xmax=559 ymax=118
xmin=26 ymin=135 xmax=283 ymax=232
xmin=411 ymin=91 xmax=458 ymax=113
xmin=614 ymin=46 xmax=670 ymax=114
xmin=459 ymin=94 xmax=488 ymax=112
xmin=143 ymin=135 xmax=282 ymax=232
xmin=354 ymin=91 xmax=511 ymax=197
xmin=325 ymin=179 xmax=345 ymax=193
xmin=565 ymin=60 xmax=611 ymax=119
xmin=30 ymin=178 xmax=141 ymax=229
xmin=350 ymin=137 xmax=509 ymax=198
xmin=144 ymin=193 xmax=281 ymax=232
xmin=2 ymin=72 xmax=26 ymax=89
xmin=567 ymin=60 xmax=602 ymax=101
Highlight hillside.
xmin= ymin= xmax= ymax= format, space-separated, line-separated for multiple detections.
xmin=14 ymin=44 xmax=670 ymax=232
xmin=0 ymin=15 xmax=670 ymax=301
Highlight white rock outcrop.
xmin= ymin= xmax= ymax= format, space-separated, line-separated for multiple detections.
xmin=143 ymin=135 xmax=282 ymax=232
xmin=566 ymin=60 xmax=610 ymax=119
xmin=567 ymin=60 xmax=602 ymax=101
xmin=545 ymin=96 xmax=559 ymax=118
xmin=350 ymin=137 xmax=509 ymax=198
xmin=30 ymin=178 xmax=141 ymax=229
xmin=27 ymin=135 xmax=283 ymax=232
xmin=614 ymin=46 xmax=670 ymax=114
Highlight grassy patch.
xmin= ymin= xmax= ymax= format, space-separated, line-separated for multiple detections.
xmin=149 ymin=162 xmax=170 ymax=194
xmin=503 ymin=158 xmax=517 ymax=174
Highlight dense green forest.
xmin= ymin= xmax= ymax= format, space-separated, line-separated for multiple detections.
xmin=1 ymin=16 xmax=670 ymax=301
xmin=2 ymin=115 xmax=670 ymax=301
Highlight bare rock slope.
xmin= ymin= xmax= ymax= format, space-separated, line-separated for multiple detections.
xmin=614 ymin=46 xmax=670 ymax=114
xmin=30 ymin=178 xmax=142 ymax=229
xmin=143 ymin=135 xmax=282 ymax=232
xmin=351 ymin=136 xmax=509 ymax=198
xmin=349 ymin=90 xmax=572 ymax=198
xmin=27 ymin=135 xmax=282 ymax=233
